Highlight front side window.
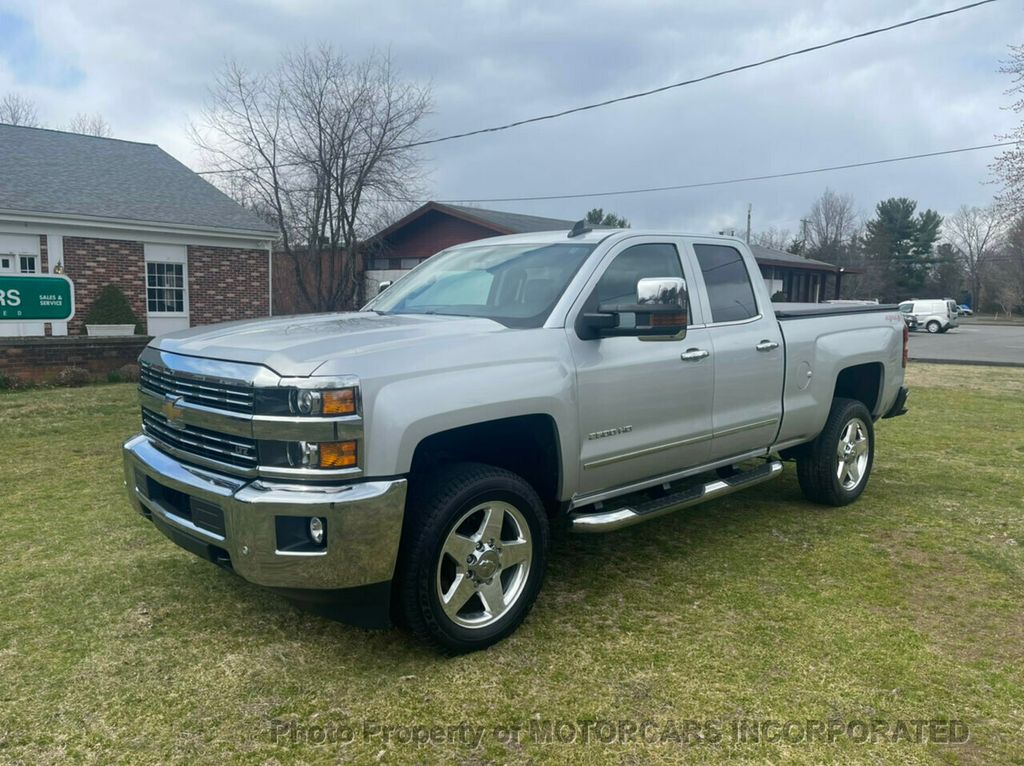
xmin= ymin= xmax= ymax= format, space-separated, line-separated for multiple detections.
xmin=693 ymin=244 xmax=758 ymax=323
xmin=370 ymin=242 xmax=595 ymax=328
xmin=588 ymin=243 xmax=683 ymax=309
xmin=147 ymin=262 xmax=185 ymax=313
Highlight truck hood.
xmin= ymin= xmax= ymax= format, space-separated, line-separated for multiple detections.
xmin=152 ymin=312 xmax=508 ymax=377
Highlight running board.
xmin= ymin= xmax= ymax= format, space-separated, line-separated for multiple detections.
xmin=569 ymin=460 xmax=784 ymax=534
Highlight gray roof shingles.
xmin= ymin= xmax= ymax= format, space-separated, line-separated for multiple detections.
xmin=748 ymin=243 xmax=839 ymax=271
xmin=443 ymin=204 xmax=577 ymax=233
xmin=0 ymin=124 xmax=276 ymax=234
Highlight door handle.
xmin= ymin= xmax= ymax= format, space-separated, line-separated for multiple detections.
xmin=755 ymin=340 xmax=780 ymax=352
xmin=680 ymin=348 xmax=710 ymax=362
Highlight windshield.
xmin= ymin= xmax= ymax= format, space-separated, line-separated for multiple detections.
xmin=366 ymin=242 xmax=596 ymax=327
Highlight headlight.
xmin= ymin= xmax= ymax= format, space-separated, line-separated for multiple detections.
xmin=290 ymin=387 xmax=356 ymax=416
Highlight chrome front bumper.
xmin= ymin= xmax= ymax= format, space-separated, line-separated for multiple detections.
xmin=123 ymin=434 xmax=407 ymax=594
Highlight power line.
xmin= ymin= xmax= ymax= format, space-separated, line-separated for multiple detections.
xmin=402 ymin=0 xmax=1001 ymax=150
xmin=438 ymin=141 xmax=1017 ymax=204
xmin=195 ymin=0 xmax=1001 ymax=176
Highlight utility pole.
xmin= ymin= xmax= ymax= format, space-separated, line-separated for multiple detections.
xmin=746 ymin=204 xmax=752 ymax=244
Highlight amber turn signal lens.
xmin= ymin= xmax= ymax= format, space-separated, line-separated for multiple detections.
xmin=319 ymin=440 xmax=357 ymax=468
xmin=322 ymin=388 xmax=356 ymax=415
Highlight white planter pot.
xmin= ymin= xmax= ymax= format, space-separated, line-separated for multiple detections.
xmin=86 ymin=324 xmax=136 ymax=337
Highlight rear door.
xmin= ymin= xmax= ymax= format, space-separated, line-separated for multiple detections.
xmin=686 ymin=240 xmax=785 ymax=461
xmin=945 ymin=300 xmax=959 ymax=327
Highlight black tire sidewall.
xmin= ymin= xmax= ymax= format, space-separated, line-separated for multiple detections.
xmin=404 ymin=467 xmax=548 ymax=652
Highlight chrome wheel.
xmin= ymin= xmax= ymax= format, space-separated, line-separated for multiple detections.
xmin=435 ymin=500 xmax=533 ymax=630
xmin=836 ymin=417 xmax=869 ymax=491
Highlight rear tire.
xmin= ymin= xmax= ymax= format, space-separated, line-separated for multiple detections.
xmin=395 ymin=462 xmax=548 ymax=654
xmin=926 ymin=320 xmax=941 ymax=333
xmin=796 ymin=398 xmax=874 ymax=506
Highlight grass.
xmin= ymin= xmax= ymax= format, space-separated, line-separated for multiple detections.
xmin=1 ymin=364 xmax=1023 ymax=765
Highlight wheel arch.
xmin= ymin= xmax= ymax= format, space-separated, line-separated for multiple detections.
xmin=833 ymin=362 xmax=884 ymax=417
xmin=408 ymin=414 xmax=564 ymax=514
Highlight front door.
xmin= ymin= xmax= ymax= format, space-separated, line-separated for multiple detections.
xmin=567 ymin=238 xmax=715 ymax=497
xmin=688 ymin=241 xmax=784 ymax=461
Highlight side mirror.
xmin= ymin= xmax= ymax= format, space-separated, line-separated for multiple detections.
xmin=581 ymin=277 xmax=688 ymax=339
xmin=377 ymin=280 xmax=393 ymax=295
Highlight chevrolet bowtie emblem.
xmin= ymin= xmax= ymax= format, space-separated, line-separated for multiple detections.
xmin=162 ymin=395 xmax=186 ymax=426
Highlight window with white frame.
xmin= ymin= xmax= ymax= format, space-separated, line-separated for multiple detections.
xmin=147 ymin=262 xmax=186 ymax=313
xmin=19 ymin=255 xmax=37 ymax=273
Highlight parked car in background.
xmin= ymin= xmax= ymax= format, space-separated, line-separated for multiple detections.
xmin=899 ymin=299 xmax=959 ymax=333
xmin=957 ymin=304 xmax=973 ymax=316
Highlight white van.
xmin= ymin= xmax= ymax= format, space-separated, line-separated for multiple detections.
xmin=898 ymin=299 xmax=959 ymax=333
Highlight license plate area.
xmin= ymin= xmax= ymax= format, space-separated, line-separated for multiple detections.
xmin=144 ymin=476 xmax=227 ymax=538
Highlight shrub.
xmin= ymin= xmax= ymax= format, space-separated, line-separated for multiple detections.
xmin=55 ymin=366 xmax=90 ymax=387
xmin=108 ymin=363 xmax=139 ymax=384
xmin=771 ymin=291 xmax=787 ymax=302
xmin=84 ymin=285 xmax=139 ymax=330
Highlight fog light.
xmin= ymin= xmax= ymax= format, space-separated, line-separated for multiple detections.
xmin=309 ymin=517 xmax=325 ymax=545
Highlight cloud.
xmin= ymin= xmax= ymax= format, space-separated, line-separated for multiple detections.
xmin=0 ymin=0 xmax=1021 ymax=232
xmin=0 ymin=10 xmax=83 ymax=89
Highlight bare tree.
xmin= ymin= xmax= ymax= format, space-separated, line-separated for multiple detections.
xmin=0 ymin=93 xmax=40 ymax=126
xmin=991 ymin=215 xmax=1024 ymax=316
xmin=750 ymin=226 xmax=792 ymax=251
xmin=992 ymin=45 xmax=1024 ymax=217
xmin=191 ymin=45 xmax=431 ymax=312
xmin=805 ymin=188 xmax=858 ymax=262
xmin=66 ymin=112 xmax=112 ymax=137
xmin=945 ymin=204 xmax=1005 ymax=309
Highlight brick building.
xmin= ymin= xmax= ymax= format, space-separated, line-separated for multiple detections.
xmin=362 ymin=201 xmax=851 ymax=302
xmin=362 ymin=202 xmax=584 ymax=298
xmin=0 ymin=124 xmax=277 ymax=338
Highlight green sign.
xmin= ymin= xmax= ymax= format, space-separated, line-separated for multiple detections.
xmin=0 ymin=274 xmax=75 ymax=321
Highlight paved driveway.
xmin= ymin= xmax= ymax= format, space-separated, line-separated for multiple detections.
xmin=908 ymin=324 xmax=1024 ymax=366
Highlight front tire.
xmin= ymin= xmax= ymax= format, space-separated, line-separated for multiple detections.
xmin=796 ymin=398 xmax=874 ymax=506
xmin=396 ymin=463 xmax=548 ymax=653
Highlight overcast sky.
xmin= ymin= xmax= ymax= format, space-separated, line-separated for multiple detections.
xmin=1 ymin=0 xmax=1021 ymax=235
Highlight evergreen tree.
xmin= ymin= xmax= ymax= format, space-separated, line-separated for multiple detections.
xmin=862 ymin=198 xmax=942 ymax=301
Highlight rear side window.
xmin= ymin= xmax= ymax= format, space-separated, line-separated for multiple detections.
xmin=693 ymin=244 xmax=759 ymax=323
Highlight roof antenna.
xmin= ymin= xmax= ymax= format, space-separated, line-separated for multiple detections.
xmin=568 ymin=220 xmax=593 ymax=238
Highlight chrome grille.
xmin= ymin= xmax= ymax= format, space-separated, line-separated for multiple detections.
xmin=142 ymin=409 xmax=258 ymax=470
xmin=139 ymin=363 xmax=255 ymax=414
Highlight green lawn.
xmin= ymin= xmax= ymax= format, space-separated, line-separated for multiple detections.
xmin=1 ymin=364 xmax=1023 ymax=765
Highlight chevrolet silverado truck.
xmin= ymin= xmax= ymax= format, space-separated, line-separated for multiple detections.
xmin=123 ymin=224 xmax=909 ymax=653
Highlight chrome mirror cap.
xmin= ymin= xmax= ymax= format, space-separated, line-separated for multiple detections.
xmin=637 ymin=277 xmax=686 ymax=306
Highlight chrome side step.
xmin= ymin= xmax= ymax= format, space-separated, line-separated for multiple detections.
xmin=569 ymin=460 xmax=784 ymax=534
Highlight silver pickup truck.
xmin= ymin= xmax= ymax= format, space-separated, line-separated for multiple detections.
xmin=123 ymin=225 xmax=909 ymax=652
